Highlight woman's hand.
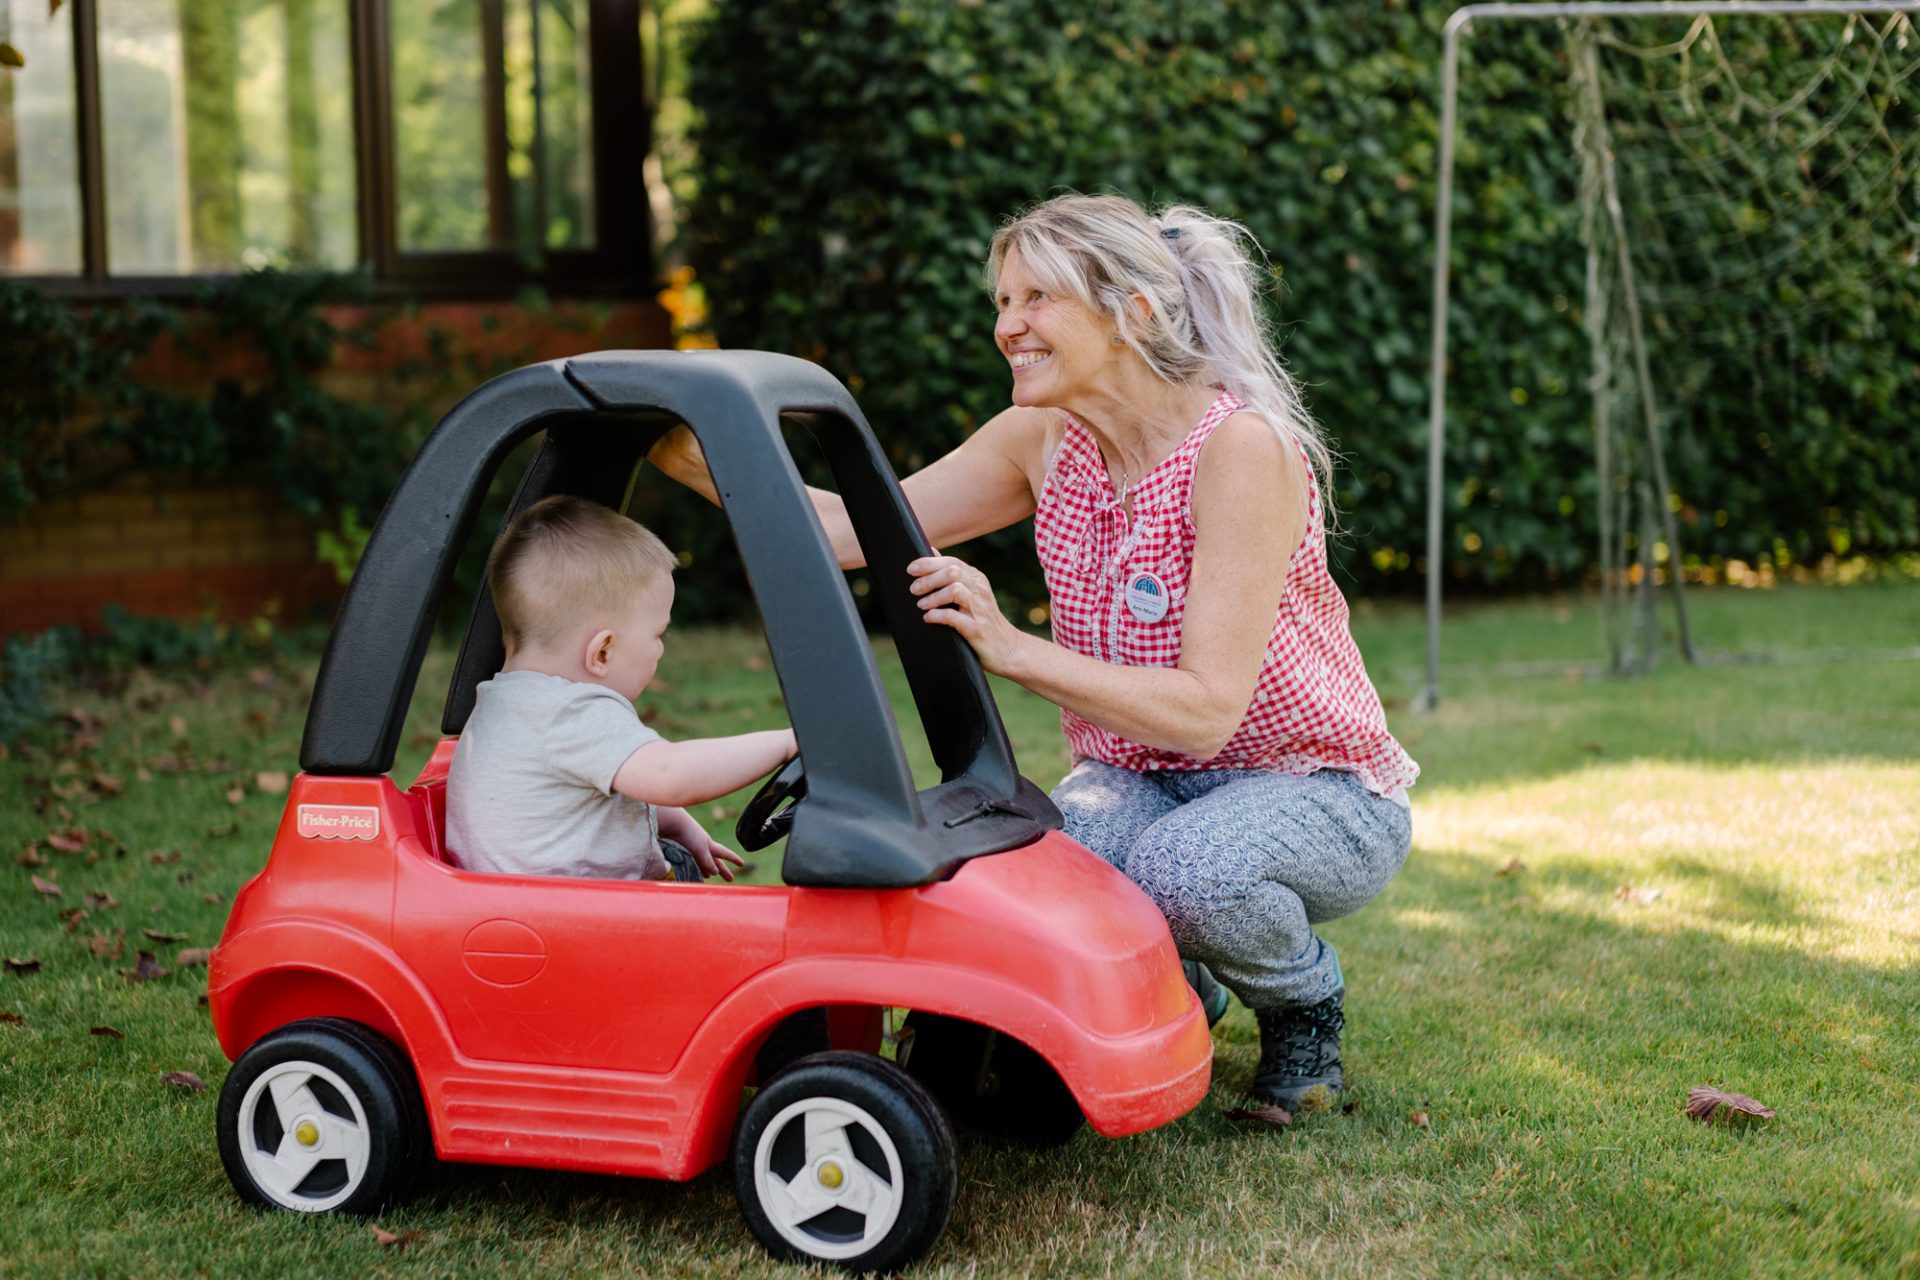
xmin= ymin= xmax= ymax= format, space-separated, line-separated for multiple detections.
xmin=646 ymin=425 xmax=719 ymax=504
xmin=908 ymin=554 xmax=1025 ymax=674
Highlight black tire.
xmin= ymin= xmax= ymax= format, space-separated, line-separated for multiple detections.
xmin=899 ymin=1012 xmax=1085 ymax=1148
xmin=733 ymin=1051 xmax=956 ymax=1272
xmin=217 ymin=1019 xmax=428 ymax=1216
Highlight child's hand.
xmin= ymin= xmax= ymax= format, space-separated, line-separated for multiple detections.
xmin=683 ymin=830 xmax=748 ymax=882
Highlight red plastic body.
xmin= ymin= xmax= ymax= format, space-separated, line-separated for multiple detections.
xmin=209 ymin=740 xmax=1212 ymax=1181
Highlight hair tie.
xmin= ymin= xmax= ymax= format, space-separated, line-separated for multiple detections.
xmin=1160 ymin=226 xmax=1181 ymax=241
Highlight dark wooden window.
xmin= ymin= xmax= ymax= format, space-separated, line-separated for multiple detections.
xmin=0 ymin=0 xmax=646 ymax=295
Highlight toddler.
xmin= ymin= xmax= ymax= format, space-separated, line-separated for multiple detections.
xmin=447 ymin=495 xmax=795 ymax=882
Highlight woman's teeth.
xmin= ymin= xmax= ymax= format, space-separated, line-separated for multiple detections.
xmin=1012 ymin=351 xmax=1051 ymax=368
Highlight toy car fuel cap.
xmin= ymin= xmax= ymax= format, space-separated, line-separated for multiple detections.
xmin=1124 ymin=572 xmax=1170 ymax=623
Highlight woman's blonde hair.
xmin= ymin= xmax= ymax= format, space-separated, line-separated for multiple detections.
xmin=986 ymin=192 xmax=1332 ymax=503
xmin=488 ymin=495 xmax=676 ymax=652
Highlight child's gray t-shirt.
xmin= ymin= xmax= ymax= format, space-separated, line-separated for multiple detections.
xmin=445 ymin=670 xmax=669 ymax=881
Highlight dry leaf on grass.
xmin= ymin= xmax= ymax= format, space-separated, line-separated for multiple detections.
xmin=207 ymin=822 xmax=238 ymax=839
xmin=1410 ymin=1110 xmax=1432 ymax=1129
xmin=121 ymin=951 xmax=169 ymax=982
xmin=254 ymin=771 xmax=289 ymax=795
xmin=89 ymin=1025 xmax=124 ymax=1039
xmin=370 ymin=1225 xmax=421 ymax=1249
xmin=161 ymin=1070 xmax=207 ymax=1092
xmin=1495 ymin=858 xmax=1528 ymax=876
xmin=31 ymin=875 xmax=62 ymax=898
xmin=200 ymin=893 xmax=224 ymax=905
xmin=78 ymin=930 xmax=125 ymax=960
xmin=224 ymin=786 xmax=245 ymax=806
xmin=4 ymin=957 xmax=41 ymax=975
xmin=141 ymin=928 xmax=188 ymax=944
xmin=0 ymin=1011 xmax=22 ymax=1024
xmin=168 ymin=714 xmax=188 ymax=738
xmin=1614 ymin=884 xmax=1663 ymax=906
xmin=46 ymin=829 xmax=86 ymax=853
xmin=1222 ymin=1104 xmax=1294 ymax=1128
xmin=82 ymin=891 xmax=118 ymax=911
xmin=176 ymin=947 xmax=212 ymax=967
xmin=59 ymin=907 xmax=87 ymax=933
xmin=91 ymin=773 xmax=125 ymax=796
xmin=147 ymin=850 xmax=181 ymax=866
xmin=1686 ymin=1086 xmax=1775 ymax=1124
xmin=17 ymin=847 xmax=47 ymax=868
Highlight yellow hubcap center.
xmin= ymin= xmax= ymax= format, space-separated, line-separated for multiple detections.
xmin=817 ymin=1162 xmax=844 ymax=1189
xmin=294 ymin=1121 xmax=320 ymax=1148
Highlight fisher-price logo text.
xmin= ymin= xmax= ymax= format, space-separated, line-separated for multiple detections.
xmin=297 ymin=805 xmax=381 ymax=841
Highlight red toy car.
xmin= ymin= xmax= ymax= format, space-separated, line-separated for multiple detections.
xmin=209 ymin=351 xmax=1212 ymax=1271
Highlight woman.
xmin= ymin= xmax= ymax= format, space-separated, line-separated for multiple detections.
xmin=653 ymin=193 xmax=1416 ymax=1111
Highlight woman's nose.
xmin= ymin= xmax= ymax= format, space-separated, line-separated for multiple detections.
xmin=994 ymin=307 xmax=1024 ymax=343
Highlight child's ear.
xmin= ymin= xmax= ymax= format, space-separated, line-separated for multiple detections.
xmin=584 ymin=627 xmax=616 ymax=676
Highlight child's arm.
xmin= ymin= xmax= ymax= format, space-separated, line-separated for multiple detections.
xmin=656 ymin=806 xmax=749 ymax=882
xmin=612 ymin=728 xmax=797 ymax=809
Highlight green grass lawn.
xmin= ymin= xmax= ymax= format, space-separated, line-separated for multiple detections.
xmin=2 ymin=582 xmax=1916 ymax=1278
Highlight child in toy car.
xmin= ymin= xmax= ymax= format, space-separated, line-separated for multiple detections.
xmin=449 ymin=495 xmax=795 ymax=883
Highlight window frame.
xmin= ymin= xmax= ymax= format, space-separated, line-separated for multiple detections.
xmin=12 ymin=0 xmax=650 ymax=298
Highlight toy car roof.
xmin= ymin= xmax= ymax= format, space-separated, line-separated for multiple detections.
xmin=299 ymin=349 xmax=1060 ymax=888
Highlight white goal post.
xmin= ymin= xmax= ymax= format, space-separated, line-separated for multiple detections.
xmin=1419 ymin=0 xmax=1920 ymax=708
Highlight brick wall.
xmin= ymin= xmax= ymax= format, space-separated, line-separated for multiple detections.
xmin=0 ymin=473 xmax=338 ymax=635
xmin=1 ymin=297 xmax=672 ymax=638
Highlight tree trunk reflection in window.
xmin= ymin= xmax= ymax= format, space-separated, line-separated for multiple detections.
xmin=96 ymin=0 xmax=355 ymax=274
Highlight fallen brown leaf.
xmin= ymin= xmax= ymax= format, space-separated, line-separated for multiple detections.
xmin=254 ymin=770 xmax=289 ymax=795
xmin=90 ymin=1025 xmax=124 ymax=1039
xmin=168 ymin=714 xmax=188 ymax=738
xmin=17 ymin=847 xmax=46 ymax=868
xmin=4 ymin=957 xmax=42 ymax=975
xmin=176 ymin=947 xmax=213 ymax=967
xmin=224 ymin=786 xmax=245 ymax=806
xmin=148 ymin=755 xmax=191 ymax=774
xmin=370 ymin=1224 xmax=420 ymax=1249
xmin=1685 ymin=1085 xmax=1775 ymax=1124
xmin=31 ymin=874 xmax=62 ymax=898
xmin=58 ymin=907 xmax=87 ymax=933
xmin=147 ymin=849 xmax=181 ymax=866
xmin=79 ymin=929 xmax=124 ymax=960
xmin=1495 ymin=857 xmax=1528 ymax=876
xmin=46 ymin=829 xmax=86 ymax=853
xmin=0 ymin=1011 xmax=21 ymax=1024
xmin=135 ymin=766 xmax=153 ymax=782
xmin=200 ymin=893 xmax=224 ymax=904
xmin=142 ymin=928 xmax=188 ymax=944
xmin=160 ymin=1070 xmax=207 ymax=1092
xmin=207 ymin=822 xmax=238 ymax=839
xmin=121 ymin=951 xmax=169 ymax=982
xmin=91 ymin=772 xmax=125 ymax=796
xmin=247 ymin=667 xmax=280 ymax=690
xmin=1222 ymin=1104 xmax=1294 ymax=1128
xmin=82 ymin=891 xmax=118 ymax=911
xmin=1410 ymin=1110 xmax=1432 ymax=1129
xmin=1614 ymin=884 xmax=1663 ymax=906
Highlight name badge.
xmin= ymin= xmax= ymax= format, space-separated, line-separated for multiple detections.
xmin=1124 ymin=572 xmax=1170 ymax=623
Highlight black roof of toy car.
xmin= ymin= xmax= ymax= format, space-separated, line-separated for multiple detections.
xmin=300 ymin=350 xmax=1060 ymax=888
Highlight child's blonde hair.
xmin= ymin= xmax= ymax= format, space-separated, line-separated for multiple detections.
xmin=488 ymin=495 xmax=676 ymax=653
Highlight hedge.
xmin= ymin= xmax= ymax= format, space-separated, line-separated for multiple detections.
xmin=679 ymin=0 xmax=1919 ymax=613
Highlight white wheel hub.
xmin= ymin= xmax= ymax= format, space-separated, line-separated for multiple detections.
xmin=236 ymin=1059 xmax=373 ymax=1212
xmin=752 ymin=1095 xmax=903 ymax=1260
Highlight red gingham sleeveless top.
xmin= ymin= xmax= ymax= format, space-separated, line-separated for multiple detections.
xmin=1033 ymin=391 xmax=1419 ymax=797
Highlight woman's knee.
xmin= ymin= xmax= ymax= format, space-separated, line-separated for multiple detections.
xmin=1051 ymin=761 xmax=1170 ymax=871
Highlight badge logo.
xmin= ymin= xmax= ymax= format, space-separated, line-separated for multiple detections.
xmin=1124 ymin=572 xmax=1170 ymax=623
xmin=296 ymin=804 xmax=381 ymax=841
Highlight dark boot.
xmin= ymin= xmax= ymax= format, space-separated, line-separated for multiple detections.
xmin=1182 ymin=961 xmax=1231 ymax=1027
xmin=1250 ymin=991 xmax=1344 ymax=1112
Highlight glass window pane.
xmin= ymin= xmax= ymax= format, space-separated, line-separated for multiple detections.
xmin=97 ymin=0 xmax=356 ymax=275
xmin=0 ymin=1 xmax=83 ymax=275
xmin=391 ymin=0 xmax=594 ymax=257
xmin=391 ymin=0 xmax=502 ymax=252
xmin=536 ymin=0 xmax=592 ymax=250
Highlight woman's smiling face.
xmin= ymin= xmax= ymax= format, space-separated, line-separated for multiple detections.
xmin=993 ymin=247 xmax=1114 ymax=409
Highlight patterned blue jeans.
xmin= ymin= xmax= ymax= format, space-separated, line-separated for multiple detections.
xmin=1051 ymin=762 xmax=1412 ymax=1011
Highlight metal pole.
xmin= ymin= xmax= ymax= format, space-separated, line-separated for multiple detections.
xmin=1419 ymin=0 xmax=1920 ymax=706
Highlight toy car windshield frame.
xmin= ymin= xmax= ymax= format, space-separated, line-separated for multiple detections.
xmin=299 ymin=349 xmax=1060 ymax=888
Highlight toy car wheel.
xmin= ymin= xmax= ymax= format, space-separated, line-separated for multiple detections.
xmin=217 ymin=1019 xmax=426 ymax=1216
xmin=734 ymin=1051 xmax=956 ymax=1272
xmin=899 ymin=1012 xmax=1085 ymax=1147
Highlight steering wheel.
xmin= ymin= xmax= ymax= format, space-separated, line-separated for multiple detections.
xmin=735 ymin=754 xmax=807 ymax=852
